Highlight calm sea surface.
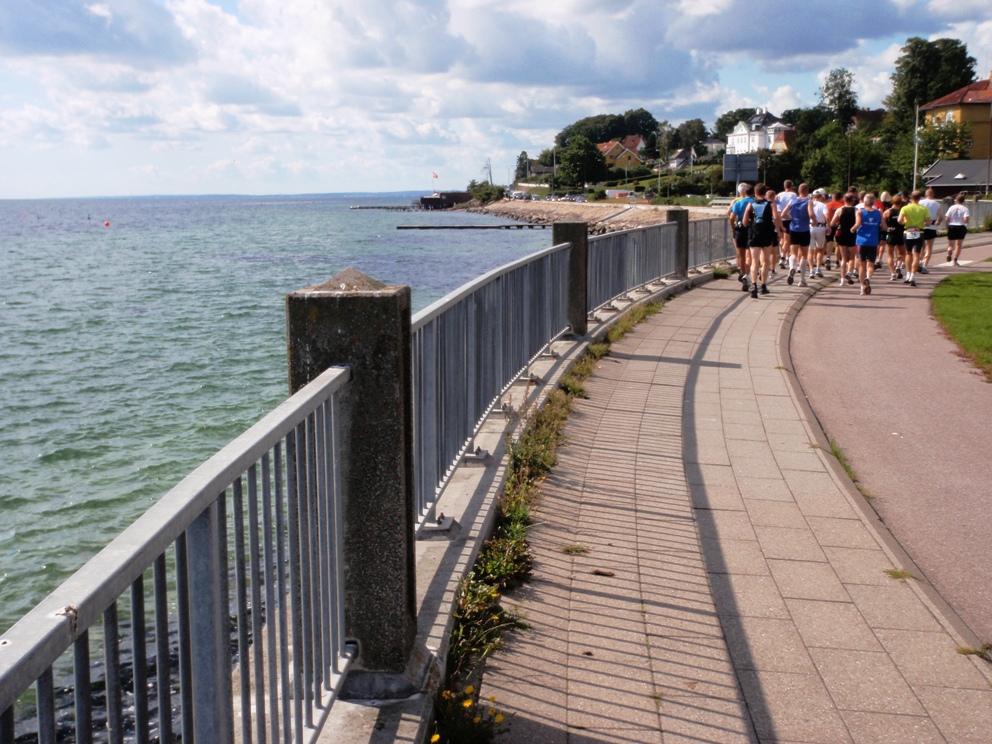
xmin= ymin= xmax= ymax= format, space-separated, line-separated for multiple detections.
xmin=0 ymin=195 xmax=548 ymax=635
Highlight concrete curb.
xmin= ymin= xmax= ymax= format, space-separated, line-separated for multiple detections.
xmin=777 ymin=277 xmax=990 ymax=654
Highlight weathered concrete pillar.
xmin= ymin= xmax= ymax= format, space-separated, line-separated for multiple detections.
xmin=667 ymin=208 xmax=689 ymax=279
xmin=286 ymin=268 xmax=416 ymax=679
xmin=553 ymin=222 xmax=588 ymax=336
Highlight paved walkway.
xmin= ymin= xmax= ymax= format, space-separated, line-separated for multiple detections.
xmin=792 ymin=233 xmax=992 ymax=643
xmin=480 ymin=264 xmax=992 ymax=743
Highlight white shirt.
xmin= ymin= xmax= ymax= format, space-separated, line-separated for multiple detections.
xmin=776 ymin=191 xmax=797 ymax=215
xmin=811 ymin=201 xmax=828 ymax=227
xmin=920 ymin=198 xmax=943 ymax=224
xmin=945 ymin=204 xmax=969 ymax=226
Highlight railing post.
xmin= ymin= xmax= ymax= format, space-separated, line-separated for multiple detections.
xmin=286 ymin=268 xmax=417 ymax=693
xmin=553 ymin=222 xmax=588 ymax=336
xmin=667 ymin=208 xmax=689 ymax=279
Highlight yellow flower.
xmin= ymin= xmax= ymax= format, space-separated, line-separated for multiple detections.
xmin=462 ymin=699 xmax=473 ymax=708
xmin=431 ymin=736 xmax=440 ymax=743
xmin=495 ymin=714 xmax=504 ymax=723
xmin=491 ymin=615 xmax=500 ymax=623
xmin=473 ymin=716 xmax=481 ymax=724
xmin=464 ymin=685 xmax=475 ymax=695
xmin=488 ymin=708 xmax=496 ymax=716
xmin=441 ymin=690 xmax=451 ymax=699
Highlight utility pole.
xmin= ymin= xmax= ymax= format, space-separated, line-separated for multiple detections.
xmin=985 ymin=100 xmax=991 ymax=197
xmin=912 ymin=103 xmax=920 ymax=193
xmin=552 ymin=147 xmax=556 ymax=197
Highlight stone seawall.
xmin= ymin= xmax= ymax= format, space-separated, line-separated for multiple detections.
xmin=469 ymin=200 xmax=724 ymax=234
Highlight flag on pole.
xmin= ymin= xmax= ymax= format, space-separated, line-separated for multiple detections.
xmin=432 ymin=172 xmax=438 ymax=179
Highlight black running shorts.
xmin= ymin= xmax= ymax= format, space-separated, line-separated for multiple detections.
xmin=734 ymin=226 xmax=749 ymax=250
xmin=858 ymin=245 xmax=878 ymax=263
xmin=836 ymin=230 xmax=856 ymax=248
xmin=947 ymin=225 xmax=967 ymax=241
xmin=906 ymin=237 xmax=924 ymax=253
xmin=790 ymin=230 xmax=811 ymax=247
xmin=886 ymin=231 xmax=905 ymax=246
xmin=749 ymin=236 xmax=776 ymax=249
xmin=923 ymin=228 xmax=937 ymax=241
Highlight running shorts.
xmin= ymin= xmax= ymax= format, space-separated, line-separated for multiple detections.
xmin=858 ymin=245 xmax=878 ymax=263
xmin=924 ymin=228 xmax=937 ymax=241
xmin=780 ymin=227 xmax=791 ymax=241
xmin=734 ymin=226 xmax=749 ymax=250
xmin=749 ymin=236 xmax=776 ymax=249
xmin=836 ymin=230 xmax=856 ymax=248
xmin=906 ymin=237 xmax=924 ymax=253
xmin=947 ymin=225 xmax=967 ymax=240
xmin=790 ymin=230 xmax=811 ymax=247
xmin=811 ymin=227 xmax=826 ymax=250
xmin=886 ymin=231 xmax=905 ymax=247
xmin=826 ymin=227 xmax=836 ymax=242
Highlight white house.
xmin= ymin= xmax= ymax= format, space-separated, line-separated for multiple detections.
xmin=704 ymin=137 xmax=726 ymax=155
xmin=726 ymin=109 xmax=794 ymax=154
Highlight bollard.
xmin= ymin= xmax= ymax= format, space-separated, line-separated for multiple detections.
xmin=667 ymin=208 xmax=689 ymax=279
xmin=286 ymin=268 xmax=417 ymax=682
xmin=553 ymin=222 xmax=588 ymax=336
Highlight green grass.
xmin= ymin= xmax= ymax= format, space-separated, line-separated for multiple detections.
xmin=884 ymin=569 xmax=916 ymax=581
xmin=931 ymin=274 xmax=992 ymax=382
xmin=561 ymin=544 xmax=590 ymax=555
xmin=712 ymin=267 xmax=731 ymax=279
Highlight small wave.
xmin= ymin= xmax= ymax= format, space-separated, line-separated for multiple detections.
xmin=36 ymin=445 xmax=111 ymax=463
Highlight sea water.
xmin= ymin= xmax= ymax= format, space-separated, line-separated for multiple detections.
xmin=0 ymin=195 xmax=548 ymax=635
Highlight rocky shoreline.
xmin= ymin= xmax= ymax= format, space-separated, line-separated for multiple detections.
xmin=468 ymin=200 xmax=724 ymax=234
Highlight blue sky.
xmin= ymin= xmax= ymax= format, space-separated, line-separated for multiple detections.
xmin=1 ymin=0 xmax=990 ymax=198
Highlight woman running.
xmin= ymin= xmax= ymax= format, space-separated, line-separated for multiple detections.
xmin=744 ymin=184 xmax=781 ymax=298
xmin=945 ymin=194 xmax=970 ymax=265
xmin=883 ymin=194 xmax=905 ymax=281
xmin=830 ymin=193 xmax=858 ymax=285
xmin=852 ymin=193 xmax=882 ymax=296
xmin=876 ymin=192 xmax=892 ymax=270
xmin=810 ymin=189 xmax=828 ymax=279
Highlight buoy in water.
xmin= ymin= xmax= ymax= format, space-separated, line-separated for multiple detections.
xmin=104 ymin=221 xmax=110 ymax=227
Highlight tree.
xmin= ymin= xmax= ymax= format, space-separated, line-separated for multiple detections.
xmin=884 ymin=37 xmax=977 ymax=127
xmin=467 ymin=180 xmax=505 ymax=204
xmin=713 ymin=108 xmax=756 ymax=140
xmin=514 ymin=151 xmax=529 ymax=181
xmin=622 ymin=108 xmax=660 ymax=138
xmin=555 ymin=108 xmax=659 ymax=147
xmin=918 ymin=120 xmax=973 ymax=164
xmin=656 ymin=121 xmax=675 ymax=161
xmin=800 ymin=149 xmax=833 ymax=190
xmin=675 ymin=118 xmax=707 ymax=152
xmin=781 ymin=107 xmax=834 ymax=155
xmin=557 ymin=135 xmax=608 ymax=187
xmin=537 ymin=148 xmax=556 ymax=167
xmin=818 ymin=68 xmax=858 ymax=124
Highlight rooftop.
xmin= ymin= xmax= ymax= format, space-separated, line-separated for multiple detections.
xmin=921 ymin=74 xmax=992 ymax=110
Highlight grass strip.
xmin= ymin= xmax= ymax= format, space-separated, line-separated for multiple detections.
xmin=431 ymin=300 xmax=662 ymax=743
xmin=932 ymin=273 xmax=992 ymax=382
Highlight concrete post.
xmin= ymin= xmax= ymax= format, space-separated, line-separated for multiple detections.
xmin=553 ymin=222 xmax=588 ymax=336
xmin=285 ymin=268 xmax=416 ymax=678
xmin=667 ymin=208 xmax=689 ymax=279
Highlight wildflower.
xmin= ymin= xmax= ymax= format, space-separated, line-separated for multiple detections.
xmin=495 ymin=714 xmax=504 ymax=723
xmin=491 ymin=615 xmax=500 ymax=623
xmin=490 ymin=591 xmax=499 ymax=598
xmin=441 ymin=690 xmax=451 ymax=699
xmin=463 ymin=699 xmax=473 ymax=708
xmin=488 ymin=695 xmax=496 ymax=702
xmin=488 ymin=708 xmax=496 ymax=716
xmin=431 ymin=736 xmax=440 ymax=743
xmin=464 ymin=685 xmax=475 ymax=695
xmin=474 ymin=717 xmax=481 ymax=724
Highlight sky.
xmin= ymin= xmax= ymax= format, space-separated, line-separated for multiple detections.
xmin=1 ymin=0 xmax=991 ymax=198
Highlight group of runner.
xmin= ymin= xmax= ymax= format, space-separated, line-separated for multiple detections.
xmin=729 ymin=181 xmax=972 ymax=298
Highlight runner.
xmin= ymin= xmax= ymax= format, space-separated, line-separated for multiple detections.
xmin=853 ymin=193 xmax=882 ymax=296
xmin=883 ymin=194 xmax=906 ymax=281
xmin=783 ymin=183 xmax=812 ymax=287
xmin=744 ymin=184 xmax=781 ymax=298
xmin=899 ymin=190 xmax=929 ymax=287
xmin=775 ymin=180 xmax=797 ymax=269
xmin=829 ymin=193 xmax=859 ymax=285
xmin=876 ymin=191 xmax=892 ymax=269
xmin=944 ymin=193 xmax=970 ymax=265
xmin=728 ymin=183 xmax=754 ymax=291
xmin=810 ymin=189 xmax=828 ymax=279
xmin=919 ymin=188 xmax=943 ymax=273
xmin=825 ymin=190 xmax=844 ymax=271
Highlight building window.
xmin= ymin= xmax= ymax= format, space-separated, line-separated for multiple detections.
xmin=946 ymin=111 xmax=955 ymax=123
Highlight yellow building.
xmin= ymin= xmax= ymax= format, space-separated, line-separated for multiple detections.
xmin=596 ymin=140 xmax=644 ymax=169
xmin=921 ymin=73 xmax=992 ymax=160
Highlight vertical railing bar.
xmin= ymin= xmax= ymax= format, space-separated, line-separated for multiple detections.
xmin=261 ymin=452 xmax=281 ymax=744
xmin=176 ymin=533 xmax=194 ymax=744
xmin=317 ymin=401 xmax=333 ymax=688
xmin=305 ymin=414 xmax=322 ymax=712
xmin=104 ymin=601 xmax=124 ymax=744
xmin=233 ymin=478 xmax=253 ymax=744
xmin=0 ymin=707 xmax=12 ymax=744
xmin=286 ymin=431 xmax=305 ymax=744
xmin=131 ymin=575 xmax=150 ymax=744
xmin=73 ymin=631 xmax=93 ymax=744
xmin=247 ymin=464 xmax=267 ymax=744
xmin=330 ymin=393 xmax=346 ymax=669
xmin=153 ymin=554 xmax=173 ymax=744
xmin=275 ymin=442 xmax=292 ymax=744
xmin=36 ymin=667 xmax=55 ymax=744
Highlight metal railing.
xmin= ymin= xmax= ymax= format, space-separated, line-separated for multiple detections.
xmin=411 ymin=243 xmax=571 ymax=523
xmin=0 ymin=367 xmax=355 ymax=744
xmin=688 ymin=217 xmax=734 ymax=269
xmin=587 ymin=222 xmax=678 ymax=312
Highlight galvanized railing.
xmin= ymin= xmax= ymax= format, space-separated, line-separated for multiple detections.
xmin=411 ymin=243 xmax=571 ymax=523
xmin=688 ymin=217 xmax=734 ymax=269
xmin=587 ymin=222 xmax=678 ymax=312
xmin=0 ymin=367 xmax=355 ymax=744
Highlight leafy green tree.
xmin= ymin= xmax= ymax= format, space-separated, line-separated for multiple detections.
xmin=818 ymin=68 xmax=859 ymax=124
xmin=781 ymin=107 xmax=834 ymax=155
xmin=800 ymin=149 xmax=833 ymax=190
xmin=555 ymin=108 xmax=659 ymax=147
xmin=713 ymin=108 xmax=756 ymax=140
xmin=919 ymin=120 xmax=973 ymax=164
xmin=537 ymin=148 xmax=556 ymax=167
xmin=557 ymin=135 xmax=608 ymax=187
xmin=514 ymin=151 xmax=530 ymax=181
xmin=656 ymin=121 xmax=675 ymax=161
xmin=642 ymin=131 xmax=659 ymax=160
xmin=622 ymin=108 xmax=660 ymax=138
xmin=676 ymin=118 xmax=707 ymax=152
xmin=467 ymin=180 xmax=505 ymax=204
xmin=884 ymin=37 xmax=977 ymax=128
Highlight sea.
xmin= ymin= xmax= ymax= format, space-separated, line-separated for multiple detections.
xmin=0 ymin=194 xmax=549 ymax=637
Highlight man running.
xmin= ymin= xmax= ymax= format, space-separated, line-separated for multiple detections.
xmin=783 ymin=183 xmax=812 ymax=287
xmin=852 ymin=193 xmax=882 ymax=296
xmin=728 ymin=182 xmax=754 ymax=292
xmin=830 ymin=193 xmax=859 ymax=285
xmin=944 ymin=193 xmax=970 ymax=265
xmin=883 ymin=194 xmax=905 ymax=281
xmin=744 ymin=184 xmax=781 ymax=298
xmin=826 ymin=190 xmax=844 ymax=271
xmin=919 ymin=188 xmax=943 ymax=273
xmin=775 ymin=180 xmax=797 ymax=269
xmin=899 ymin=190 xmax=929 ymax=287
xmin=810 ymin=189 xmax=828 ymax=278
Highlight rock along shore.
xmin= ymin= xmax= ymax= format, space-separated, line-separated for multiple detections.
xmin=468 ymin=199 xmax=725 ymax=234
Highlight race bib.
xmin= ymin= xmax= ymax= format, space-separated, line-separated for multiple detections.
xmin=906 ymin=228 xmax=921 ymax=240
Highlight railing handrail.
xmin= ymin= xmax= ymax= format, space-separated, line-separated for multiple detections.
xmin=0 ymin=365 xmax=351 ymax=715
xmin=588 ymin=220 xmax=676 ymax=243
xmin=411 ymin=241 xmax=572 ymax=332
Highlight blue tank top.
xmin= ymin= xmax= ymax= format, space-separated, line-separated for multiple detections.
xmin=731 ymin=197 xmax=754 ymax=226
xmin=856 ymin=208 xmax=882 ymax=246
xmin=789 ymin=197 xmax=811 ymax=232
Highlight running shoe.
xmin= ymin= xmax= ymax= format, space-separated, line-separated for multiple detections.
xmin=896 ymin=268 xmax=903 ymax=279
xmin=846 ymin=276 xmax=855 ymax=285
xmin=800 ymin=279 xmax=808 ymax=287
xmin=874 ymin=260 xmax=882 ymax=269
xmin=947 ymin=251 xmax=952 ymax=262
xmin=889 ymin=273 xmax=896 ymax=281
xmin=904 ymin=276 xmax=911 ymax=283
xmin=954 ymin=260 xmax=961 ymax=266
xmin=788 ymin=268 xmax=795 ymax=285
xmin=741 ymin=276 xmax=750 ymax=292
xmin=864 ymin=278 xmax=871 ymax=295
xmin=910 ymin=278 xmax=917 ymax=287
xmin=751 ymin=284 xmax=758 ymax=299
xmin=760 ymin=284 xmax=770 ymax=295
xmin=825 ymin=258 xmax=831 ymax=270
xmin=920 ymin=265 xmax=929 ymax=274
xmin=816 ymin=268 xmax=824 ymax=278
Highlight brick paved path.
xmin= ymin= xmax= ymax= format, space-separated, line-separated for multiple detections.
xmin=480 ymin=272 xmax=992 ymax=743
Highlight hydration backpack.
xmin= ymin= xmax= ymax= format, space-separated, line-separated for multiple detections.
xmin=749 ymin=200 xmax=776 ymax=242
